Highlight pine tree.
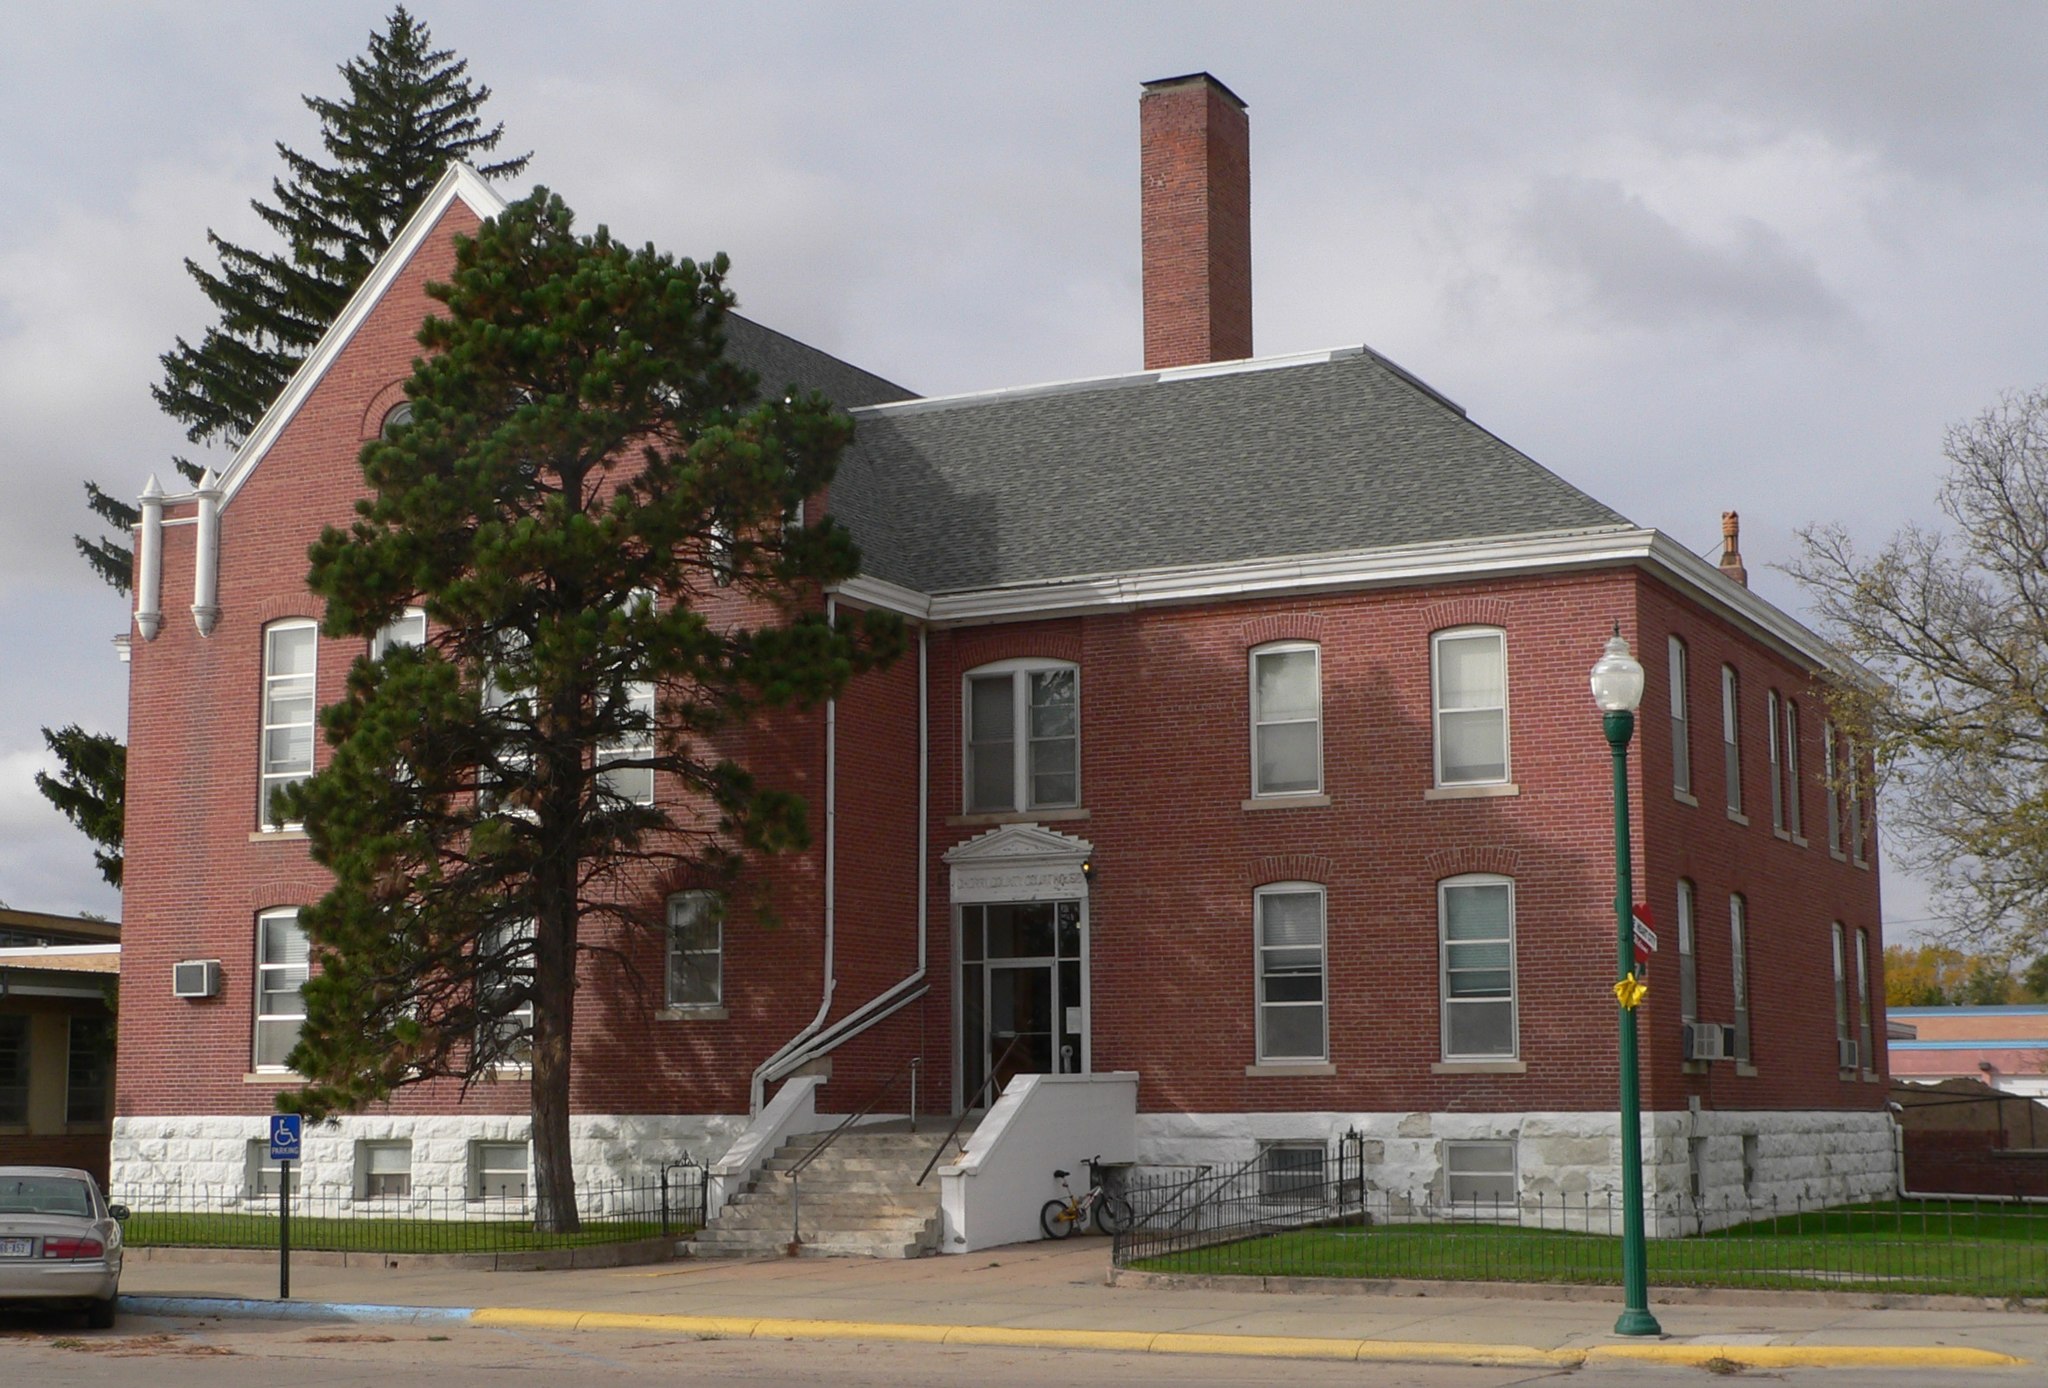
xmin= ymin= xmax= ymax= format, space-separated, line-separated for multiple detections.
xmin=49 ymin=8 xmax=526 ymax=891
xmin=285 ymin=191 xmax=902 ymax=1231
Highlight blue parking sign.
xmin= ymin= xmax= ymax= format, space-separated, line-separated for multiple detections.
xmin=269 ymin=1113 xmax=302 ymax=1163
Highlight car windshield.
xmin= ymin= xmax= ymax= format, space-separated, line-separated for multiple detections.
xmin=0 ymin=1176 xmax=94 ymax=1217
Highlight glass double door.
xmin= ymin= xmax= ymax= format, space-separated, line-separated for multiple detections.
xmin=959 ymin=900 xmax=1084 ymax=1106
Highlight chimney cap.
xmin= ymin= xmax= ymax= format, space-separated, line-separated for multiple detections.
xmin=1140 ymin=71 xmax=1249 ymax=110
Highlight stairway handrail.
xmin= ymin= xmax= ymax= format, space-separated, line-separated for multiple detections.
xmin=917 ymin=1034 xmax=1026 ymax=1186
xmin=784 ymin=1054 xmax=923 ymax=1183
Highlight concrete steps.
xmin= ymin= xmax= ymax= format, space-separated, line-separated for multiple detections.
xmin=689 ymin=1126 xmax=953 ymax=1260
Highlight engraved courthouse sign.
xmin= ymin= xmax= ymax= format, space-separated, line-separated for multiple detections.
xmin=944 ymin=822 xmax=1094 ymax=904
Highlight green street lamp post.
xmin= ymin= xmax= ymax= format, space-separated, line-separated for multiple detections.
xmin=1590 ymin=628 xmax=1662 ymax=1338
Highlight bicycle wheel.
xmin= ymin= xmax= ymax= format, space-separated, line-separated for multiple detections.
xmin=1093 ymin=1192 xmax=1134 ymax=1236
xmin=1040 ymin=1198 xmax=1079 ymax=1239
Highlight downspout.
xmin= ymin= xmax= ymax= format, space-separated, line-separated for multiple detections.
xmin=748 ymin=594 xmax=839 ymax=1113
xmin=757 ymin=619 xmax=931 ymax=1083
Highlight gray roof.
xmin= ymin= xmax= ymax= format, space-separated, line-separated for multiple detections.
xmin=725 ymin=313 xmax=916 ymax=411
xmin=829 ymin=346 xmax=1632 ymax=594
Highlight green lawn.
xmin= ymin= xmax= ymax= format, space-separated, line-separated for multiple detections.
xmin=124 ymin=1210 xmax=674 ymax=1254
xmin=1126 ymin=1201 xmax=2048 ymax=1298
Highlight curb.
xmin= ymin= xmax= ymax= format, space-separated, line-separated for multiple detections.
xmin=122 ymin=1295 xmax=2030 ymax=1370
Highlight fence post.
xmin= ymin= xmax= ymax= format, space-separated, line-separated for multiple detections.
xmin=660 ymin=1168 xmax=671 ymax=1238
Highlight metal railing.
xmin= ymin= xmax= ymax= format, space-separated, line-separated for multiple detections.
xmin=1111 ymin=1141 xmax=2048 ymax=1299
xmin=116 ymin=1171 xmax=703 ymax=1254
xmin=785 ymin=1056 xmax=921 ymax=1247
xmin=918 ymin=1035 xmax=1024 ymax=1186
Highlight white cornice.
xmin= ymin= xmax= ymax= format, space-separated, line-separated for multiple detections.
xmin=212 ymin=163 xmax=509 ymax=512
xmin=840 ymin=527 xmax=1853 ymax=676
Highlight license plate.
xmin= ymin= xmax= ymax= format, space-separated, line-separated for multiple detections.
xmin=0 ymin=1237 xmax=31 ymax=1257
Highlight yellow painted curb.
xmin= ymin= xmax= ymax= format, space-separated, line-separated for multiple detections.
xmin=468 ymin=1308 xmax=2027 ymax=1371
xmin=1589 ymin=1343 xmax=2028 ymax=1370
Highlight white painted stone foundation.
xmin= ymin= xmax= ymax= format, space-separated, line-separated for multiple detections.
xmin=1136 ymin=1108 xmax=1898 ymax=1236
xmin=110 ymin=1113 xmax=747 ymax=1206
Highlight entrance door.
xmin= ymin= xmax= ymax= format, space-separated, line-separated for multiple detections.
xmin=959 ymin=900 xmax=1085 ymax=1107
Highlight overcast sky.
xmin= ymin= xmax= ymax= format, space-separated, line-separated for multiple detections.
xmin=4 ymin=1 xmax=2041 ymax=935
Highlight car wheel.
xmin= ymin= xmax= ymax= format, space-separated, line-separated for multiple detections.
xmin=86 ymin=1295 xmax=116 ymax=1330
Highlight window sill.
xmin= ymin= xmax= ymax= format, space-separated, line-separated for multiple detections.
xmin=1772 ymin=827 xmax=1792 ymax=841
xmin=1852 ymin=858 xmax=1870 ymax=871
xmin=244 ymin=1071 xmax=303 ymax=1084
xmin=1680 ymin=1060 xmax=1708 ymax=1077
xmin=1241 ymin=793 xmax=1331 ymax=811
xmin=1839 ymin=1068 xmax=1861 ymax=1081
xmin=1423 ymin=783 xmax=1519 ymax=802
xmin=1734 ymin=1062 xmax=1759 ymax=1077
xmin=249 ymin=828 xmax=307 ymax=842
xmin=1726 ymin=809 xmax=1749 ymax=826
xmin=946 ymin=807 xmax=1090 ymax=827
xmin=1431 ymin=1060 xmax=1526 ymax=1075
xmin=1829 ymin=847 xmax=1848 ymax=862
xmin=1244 ymin=1062 xmax=1335 ymax=1077
xmin=1790 ymin=834 xmax=1809 ymax=848
xmin=1673 ymin=790 xmax=1699 ymax=807
xmin=1862 ymin=1069 xmax=1882 ymax=1083
xmin=657 ymin=1005 xmax=728 ymax=1022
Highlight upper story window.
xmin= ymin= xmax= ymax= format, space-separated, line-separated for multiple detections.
xmin=1721 ymin=665 xmax=1742 ymax=817
xmin=1254 ymin=882 xmax=1327 ymax=1063
xmin=478 ymin=921 xmax=534 ymax=1068
xmin=1823 ymin=721 xmax=1843 ymax=855
xmin=1440 ymin=874 xmax=1517 ymax=1059
xmin=261 ymin=619 xmax=318 ymax=827
xmin=379 ymin=401 xmax=413 ymax=438
xmin=254 ymin=907 xmax=309 ymax=1072
xmin=371 ymin=606 xmax=426 ymax=659
xmin=666 ymin=891 xmax=724 ymax=1009
xmin=1668 ymin=636 xmax=1691 ymax=797
xmin=1250 ymin=642 xmax=1321 ymax=797
xmin=1845 ymin=736 xmax=1868 ymax=866
xmin=596 ymin=591 xmax=657 ymax=807
xmin=1767 ymin=689 xmax=1785 ymax=832
xmin=1782 ymin=698 xmax=1803 ymax=839
xmin=965 ymin=659 xmax=1078 ymax=813
xmin=1432 ymin=627 xmax=1508 ymax=787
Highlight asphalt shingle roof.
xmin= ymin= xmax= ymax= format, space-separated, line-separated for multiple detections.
xmin=829 ymin=347 xmax=1633 ymax=595
xmin=725 ymin=314 xmax=916 ymax=411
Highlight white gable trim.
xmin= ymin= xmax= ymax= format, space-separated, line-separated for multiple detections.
xmin=945 ymin=823 xmax=1092 ymax=905
xmin=834 ymin=526 xmax=1853 ymax=678
xmin=213 ymin=162 xmax=509 ymax=512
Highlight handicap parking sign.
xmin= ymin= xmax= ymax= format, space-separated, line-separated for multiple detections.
xmin=269 ymin=1113 xmax=303 ymax=1163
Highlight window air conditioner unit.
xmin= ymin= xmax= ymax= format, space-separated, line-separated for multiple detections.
xmin=173 ymin=959 xmax=222 ymax=999
xmin=1838 ymin=1039 xmax=1860 ymax=1071
xmin=1682 ymin=1021 xmax=1734 ymax=1062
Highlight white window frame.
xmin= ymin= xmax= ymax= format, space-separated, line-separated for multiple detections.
xmin=1439 ymin=873 xmax=1518 ymax=1060
xmin=666 ymin=891 xmax=724 ymax=1009
xmin=1249 ymin=641 xmax=1322 ymax=798
xmin=1668 ymin=635 xmax=1691 ymax=797
xmin=260 ymin=618 xmax=318 ymax=828
xmin=254 ymin=907 xmax=309 ymax=1074
xmin=1767 ymin=689 xmax=1785 ymax=831
xmin=1430 ymin=627 xmax=1509 ymax=787
xmin=1730 ymin=894 xmax=1751 ymax=1065
xmin=597 ymin=680 xmax=657 ymax=805
xmin=468 ymin=1140 xmax=530 ymax=1201
xmin=1254 ymin=882 xmax=1328 ymax=1064
xmin=1855 ymin=927 xmax=1874 ymax=1073
xmin=963 ymin=658 xmax=1081 ymax=813
xmin=1783 ymin=698 xmax=1803 ymax=839
xmin=370 ymin=606 xmax=426 ymax=660
xmin=1676 ymin=878 xmax=1698 ymax=1026
xmin=244 ymin=1139 xmax=300 ymax=1198
xmin=1442 ymin=1139 xmax=1518 ymax=1209
xmin=478 ymin=921 xmax=534 ymax=1069
xmin=356 ymin=1139 xmax=413 ymax=1199
xmin=1721 ymin=666 xmax=1742 ymax=816
xmin=1831 ymin=922 xmax=1849 ymax=1057
xmin=1257 ymin=1140 xmax=1327 ymax=1205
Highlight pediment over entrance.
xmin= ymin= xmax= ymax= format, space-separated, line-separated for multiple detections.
xmin=945 ymin=823 xmax=1092 ymax=903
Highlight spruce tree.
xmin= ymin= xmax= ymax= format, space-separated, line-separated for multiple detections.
xmin=50 ymin=8 xmax=526 ymax=890
xmin=286 ymin=191 xmax=901 ymax=1231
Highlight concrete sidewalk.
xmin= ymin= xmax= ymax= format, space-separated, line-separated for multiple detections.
xmin=119 ymin=1239 xmax=2043 ymax=1371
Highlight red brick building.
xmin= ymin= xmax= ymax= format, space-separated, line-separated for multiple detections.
xmin=111 ymin=74 xmax=1891 ymax=1236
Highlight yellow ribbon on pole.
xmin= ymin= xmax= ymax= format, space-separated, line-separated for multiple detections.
xmin=1613 ymin=972 xmax=1648 ymax=1011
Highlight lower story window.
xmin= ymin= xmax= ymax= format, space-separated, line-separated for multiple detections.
xmin=0 ymin=1016 xmax=27 ymax=1125
xmin=1254 ymin=884 xmax=1327 ymax=1062
xmin=64 ymin=1017 xmax=111 ymax=1125
xmin=244 ymin=1139 xmax=301 ymax=1198
xmin=357 ymin=1140 xmax=412 ymax=1198
xmin=666 ymin=891 xmax=724 ymax=1008
xmin=1443 ymin=1139 xmax=1517 ymax=1207
xmin=470 ymin=1140 xmax=529 ymax=1200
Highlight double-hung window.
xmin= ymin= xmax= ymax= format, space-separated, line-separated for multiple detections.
xmin=965 ymin=660 xmax=1079 ymax=813
xmin=254 ymin=908 xmax=309 ymax=1071
xmin=0 ymin=1016 xmax=26 ymax=1125
xmin=1767 ymin=690 xmax=1785 ymax=831
xmin=1250 ymin=642 xmax=1321 ymax=796
xmin=1846 ymin=737 xmax=1867 ymax=865
xmin=1831 ymin=922 xmax=1850 ymax=1064
xmin=65 ymin=1017 xmax=111 ymax=1125
xmin=1440 ymin=875 xmax=1517 ymax=1058
xmin=478 ymin=921 xmax=534 ymax=1066
xmin=371 ymin=607 xmax=426 ymax=659
xmin=260 ymin=619 xmax=317 ymax=826
xmin=1254 ymin=884 xmax=1327 ymax=1062
xmin=1721 ymin=666 xmax=1742 ymax=816
xmin=1432 ymin=628 xmax=1508 ymax=786
xmin=1668 ymin=636 xmax=1691 ymax=796
xmin=1823 ymin=722 xmax=1843 ymax=854
xmin=1855 ymin=927 xmax=1874 ymax=1073
xmin=1782 ymin=699 xmax=1803 ymax=838
xmin=1676 ymin=879 xmax=1698 ymax=1026
xmin=666 ymin=891 xmax=723 ymax=1008
xmin=597 ymin=591 xmax=657 ymax=806
xmin=1729 ymin=894 xmax=1751 ymax=1064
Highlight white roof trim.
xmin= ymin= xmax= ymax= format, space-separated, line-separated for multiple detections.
xmin=212 ymin=162 xmax=509 ymax=511
xmin=840 ymin=526 xmax=1852 ymax=675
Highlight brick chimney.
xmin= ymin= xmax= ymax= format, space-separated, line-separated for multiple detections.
xmin=1140 ymin=72 xmax=1252 ymax=370
xmin=1719 ymin=511 xmax=1749 ymax=588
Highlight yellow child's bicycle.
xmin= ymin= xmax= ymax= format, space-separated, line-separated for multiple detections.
xmin=1040 ymin=1155 xmax=1134 ymax=1238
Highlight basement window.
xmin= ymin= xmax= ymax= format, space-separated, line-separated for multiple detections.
xmin=1442 ymin=1139 xmax=1516 ymax=1209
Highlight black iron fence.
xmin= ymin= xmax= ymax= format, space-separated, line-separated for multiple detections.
xmin=117 ymin=1165 xmax=706 ymax=1255
xmin=1111 ymin=1141 xmax=2048 ymax=1298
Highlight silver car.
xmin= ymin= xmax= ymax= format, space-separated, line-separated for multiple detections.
xmin=0 ymin=1167 xmax=125 ymax=1328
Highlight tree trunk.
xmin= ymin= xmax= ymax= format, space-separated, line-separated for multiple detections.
xmin=530 ymin=836 xmax=581 ymax=1233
